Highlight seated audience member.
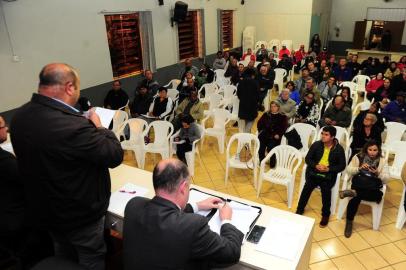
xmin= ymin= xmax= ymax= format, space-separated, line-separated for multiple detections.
xmin=123 ymin=159 xmax=243 ymax=270
xmin=384 ymin=61 xmax=401 ymax=80
xmin=257 ymin=101 xmax=288 ymax=162
xmin=197 ymin=64 xmax=214 ymax=86
xmin=178 ymin=78 xmax=197 ymax=103
xmin=172 ymin=89 xmax=204 ymax=131
xmin=235 ymin=63 xmax=246 ymax=82
xmin=350 ymin=113 xmax=383 ymax=159
xmin=224 ymin=58 xmax=239 ymax=85
xmin=307 ymin=47 xmax=318 ymax=60
xmin=340 ymin=141 xmax=388 ymax=238
xmin=348 ymin=54 xmax=361 ymax=79
xmin=365 ymin=58 xmax=381 ymax=78
xmin=295 ymin=68 xmax=311 ymax=95
xmin=104 ymin=80 xmax=129 ymax=110
xmin=278 ymin=45 xmax=291 ymax=60
xmin=318 ymin=76 xmax=338 ymax=103
xmin=293 ymin=45 xmax=307 ymax=66
xmin=369 ymin=78 xmax=391 ymax=102
xmin=296 ymin=126 xmax=346 ymax=227
xmin=174 ymin=114 xmax=201 ymax=164
xmin=287 ymin=81 xmax=300 ymax=105
xmin=333 ymin=58 xmax=352 ymax=83
xmin=366 ymin=72 xmax=384 ymax=96
xmin=256 ymin=58 xmax=269 ymax=72
xmin=295 ymin=91 xmax=320 ymax=127
xmin=257 ymin=65 xmax=275 ymax=110
xmin=360 ymin=57 xmax=373 ymax=72
xmin=256 ymin=44 xmax=269 ymax=62
xmin=243 ymin=60 xmax=258 ymax=77
xmin=340 ymin=86 xmax=353 ymax=109
xmin=277 ymin=54 xmax=293 ymax=78
xmin=398 ymin=56 xmax=406 ymax=71
xmin=212 ymin=51 xmax=226 ymax=70
xmin=303 ymin=77 xmax=321 ymax=105
xmin=353 ymin=102 xmax=385 ymax=132
xmin=381 ymin=56 xmax=390 ymax=71
xmin=131 ymin=85 xmax=153 ymax=118
xmin=267 ymin=53 xmax=278 ymax=69
xmin=327 ymin=54 xmax=337 ymax=69
xmin=178 ymin=72 xmax=195 ymax=90
xmin=390 ymin=70 xmax=406 ymax=100
xmin=276 ymin=89 xmax=297 ymax=120
xmin=317 ymin=59 xmax=328 ymax=77
xmin=223 ymin=55 xmax=233 ymax=71
xmin=270 ymin=45 xmax=279 ymax=59
xmin=319 ymin=66 xmax=334 ymax=83
xmin=317 ymin=47 xmax=329 ymax=62
xmin=142 ymin=87 xmax=173 ymax=122
xmin=307 ymin=61 xmax=319 ymax=83
xmin=382 ymin=91 xmax=406 ymax=124
xmin=180 ymin=58 xmax=199 ymax=79
xmin=138 ymin=70 xmax=160 ymax=95
xmin=241 ymin=48 xmax=256 ymax=62
xmin=237 ymin=68 xmax=260 ymax=133
xmin=319 ymin=95 xmax=352 ymax=128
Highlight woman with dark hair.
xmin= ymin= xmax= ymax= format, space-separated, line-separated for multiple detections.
xmin=320 ymin=66 xmax=334 ymax=82
xmin=369 ymin=78 xmax=391 ymax=102
xmin=340 ymin=140 xmax=388 ymax=238
xmin=340 ymin=87 xmax=353 ymax=109
xmin=384 ymin=61 xmax=401 ymax=79
xmin=294 ymin=91 xmax=320 ymax=127
xmin=309 ymin=34 xmax=322 ymax=55
xmin=397 ymin=56 xmax=406 ymax=72
xmin=353 ymin=102 xmax=385 ymax=132
xmin=174 ymin=114 xmax=201 ymax=164
xmin=287 ymin=81 xmax=300 ymax=105
xmin=350 ymin=113 xmax=383 ymax=159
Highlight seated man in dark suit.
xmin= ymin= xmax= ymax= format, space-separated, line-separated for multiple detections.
xmin=123 ymin=159 xmax=244 ymax=270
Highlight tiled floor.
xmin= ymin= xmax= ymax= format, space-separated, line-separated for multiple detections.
xmin=121 ymin=90 xmax=406 ymax=270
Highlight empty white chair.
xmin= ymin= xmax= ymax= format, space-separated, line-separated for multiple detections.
xmin=203 ymin=92 xmax=223 ymax=116
xmin=382 ymin=122 xmax=406 ymax=154
xmin=198 ymin=83 xmax=219 ymax=104
xmin=281 ymin=39 xmax=293 ymax=51
xmin=257 ymin=145 xmax=302 ymax=208
xmin=218 ymin=85 xmax=237 ymax=108
xmin=255 ymin=41 xmax=268 ymax=51
xmin=281 ymin=123 xmax=317 ymax=157
xmin=117 ymin=118 xmax=148 ymax=168
xmin=225 ymin=133 xmax=260 ymax=187
xmin=337 ymin=173 xmax=386 ymax=230
xmin=396 ymin=182 xmax=406 ymax=229
xmin=214 ymin=69 xmax=230 ymax=88
xmin=214 ymin=69 xmax=226 ymax=80
xmin=112 ymin=110 xmax=129 ymax=135
xmin=385 ymin=141 xmax=406 ymax=180
xmin=229 ymin=96 xmax=240 ymax=123
xmin=140 ymin=121 xmax=174 ymax=169
xmin=352 ymin=75 xmax=371 ymax=95
xmin=164 ymin=79 xmax=181 ymax=89
xmin=166 ymin=89 xmax=179 ymax=102
xmin=274 ymin=68 xmax=287 ymax=91
xmin=298 ymin=165 xmax=342 ymax=215
xmin=201 ymin=108 xmax=231 ymax=154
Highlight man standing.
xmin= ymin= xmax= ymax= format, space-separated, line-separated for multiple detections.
xmin=237 ymin=68 xmax=260 ymax=133
xmin=123 ymin=159 xmax=243 ymax=270
xmin=11 ymin=63 xmax=124 ymax=270
xmin=296 ymin=126 xmax=346 ymax=227
xmin=103 ymin=80 xmax=129 ymax=110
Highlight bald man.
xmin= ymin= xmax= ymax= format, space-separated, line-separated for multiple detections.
xmin=123 ymin=159 xmax=244 ymax=270
xmin=10 ymin=63 xmax=124 ymax=270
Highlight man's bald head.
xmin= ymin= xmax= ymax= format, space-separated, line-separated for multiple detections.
xmin=153 ymin=158 xmax=190 ymax=194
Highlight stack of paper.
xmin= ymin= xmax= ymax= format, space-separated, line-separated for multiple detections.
xmin=188 ymin=189 xmax=215 ymax=216
xmin=256 ymin=216 xmax=306 ymax=261
xmin=95 ymin=107 xmax=116 ymax=128
xmin=108 ymin=183 xmax=149 ymax=215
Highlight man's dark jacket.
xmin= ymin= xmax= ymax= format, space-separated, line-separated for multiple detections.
xmin=10 ymin=93 xmax=123 ymax=232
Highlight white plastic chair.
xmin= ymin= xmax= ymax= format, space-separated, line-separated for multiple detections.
xmin=112 ymin=110 xmax=129 ymax=135
xmin=118 ymin=99 xmax=130 ymax=111
xmin=214 ymin=69 xmax=230 ymax=88
xmin=337 ymin=173 xmax=386 ymax=230
xmin=274 ymin=68 xmax=287 ymax=91
xmin=257 ymin=145 xmax=302 ymax=208
xmin=339 ymin=81 xmax=358 ymax=94
xmin=201 ymin=108 xmax=231 ymax=154
xmin=396 ymin=183 xmax=406 ymax=229
xmin=352 ymin=75 xmax=371 ymax=95
xmin=166 ymin=89 xmax=179 ymax=102
xmin=164 ymin=79 xmax=181 ymax=89
xmin=229 ymin=96 xmax=240 ymax=123
xmin=281 ymin=123 xmax=317 ymax=157
xmin=203 ymin=92 xmax=223 ymax=116
xmin=382 ymin=122 xmax=406 ymax=154
xmin=281 ymin=39 xmax=293 ymax=51
xmin=169 ymin=124 xmax=204 ymax=176
xmin=217 ymin=85 xmax=237 ymax=108
xmin=385 ymin=141 xmax=406 ymax=180
xmin=198 ymin=83 xmax=219 ymax=104
xmin=225 ymin=133 xmax=260 ymax=188
xmin=117 ymin=118 xmax=148 ymax=168
xmin=298 ymin=164 xmax=342 ymax=215
xmin=255 ymin=41 xmax=268 ymax=51
xmin=214 ymin=69 xmax=226 ymax=80
xmin=140 ymin=121 xmax=174 ymax=169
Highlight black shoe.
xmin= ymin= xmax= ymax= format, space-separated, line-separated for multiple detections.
xmin=319 ymin=216 xmax=329 ymax=228
xmin=344 ymin=220 xmax=353 ymax=238
xmin=295 ymin=209 xmax=304 ymax=215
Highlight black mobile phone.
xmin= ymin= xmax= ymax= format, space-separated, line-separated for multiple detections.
xmin=246 ymin=225 xmax=266 ymax=244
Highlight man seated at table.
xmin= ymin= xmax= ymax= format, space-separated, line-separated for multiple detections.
xmin=104 ymin=80 xmax=129 ymax=110
xmin=172 ymin=89 xmax=204 ymax=131
xmin=296 ymin=126 xmax=346 ymax=227
xmin=319 ymin=95 xmax=352 ymax=128
xmin=382 ymin=91 xmax=406 ymax=124
xmin=123 ymin=159 xmax=244 ymax=270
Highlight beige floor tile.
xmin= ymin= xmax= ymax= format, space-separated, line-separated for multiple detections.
xmin=313 ymin=225 xmax=336 ymax=242
xmin=309 ymin=242 xmax=329 ymax=264
xmin=358 ymin=230 xmax=391 ymax=247
xmin=259 ymin=191 xmax=283 ymax=205
xmin=379 ymin=224 xmax=406 ymax=242
xmin=377 ymin=267 xmax=394 ymax=270
xmin=374 ymin=243 xmax=406 ymax=265
xmin=235 ymin=184 xmax=257 ymax=196
xmin=332 ymin=254 xmax=366 ymax=270
xmin=353 ymin=215 xmax=373 ymax=232
xmin=328 ymin=220 xmax=346 ymax=237
xmin=310 ymin=259 xmax=338 ymax=270
xmin=338 ymin=232 xmax=371 ymax=253
xmin=354 ymin=248 xmax=388 ymax=270
xmin=392 ymin=261 xmax=406 ymax=270
xmin=195 ymin=181 xmax=216 ymax=190
xmin=394 ymin=238 xmax=406 ymax=252
xmin=383 ymin=207 xmax=400 ymax=223
xmin=238 ymin=194 xmax=265 ymax=204
xmin=319 ymin=238 xmax=351 ymax=258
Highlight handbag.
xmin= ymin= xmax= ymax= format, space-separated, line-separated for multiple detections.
xmin=284 ymin=128 xmax=303 ymax=150
xmin=351 ymin=169 xmax=383 ymax=190
xmin=239 ymin=143 xmax=253 ymax=169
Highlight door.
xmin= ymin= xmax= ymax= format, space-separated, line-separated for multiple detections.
xmin=383 ymin=21 xmax=405 ymax=51
xmin=353 ymin=21 xmax=367 ymax=49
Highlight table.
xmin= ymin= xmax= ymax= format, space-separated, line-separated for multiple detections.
xmin=346 ymin=49 xmax=405 ymax=62
xmin=107 ymin=164 xmax=315 ymax=270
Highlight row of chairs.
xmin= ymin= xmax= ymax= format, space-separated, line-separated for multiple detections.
xmin=255 ymin=39 xmax=293 ymax=52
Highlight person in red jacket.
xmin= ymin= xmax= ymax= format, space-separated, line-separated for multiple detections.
xmin=366 ymin=72 xmax=384 ymax=96
xmin=241 ymin=48 xmax=256 ymax=62
xmin=294 ymin=45 xmax=307 ymax=65
xmin=278 ymin=45 xmax=291 ymax=60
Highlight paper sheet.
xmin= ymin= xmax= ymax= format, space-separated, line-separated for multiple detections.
xmin=255 ymin=216 xmax=306 ymax=261
xmin=95 ymin=107 xmax=116 ymax=128
xmin=108 ymin=183 xmax=149 ymax=215
xmin=141 ymin=114 xmax=157 ymax=119
xmin=188 ymin=189 xmax=214 ymax=216
xmin=208 ymin=200 xmax=260 ymax=235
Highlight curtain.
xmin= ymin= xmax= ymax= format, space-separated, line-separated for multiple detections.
xmin=139 ymin=11 xmax=156 ymax=72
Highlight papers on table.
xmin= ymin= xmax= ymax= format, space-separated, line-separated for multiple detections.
xmin=108 ymin=183 xmax=149 ymax=215
xmin=141 ymin=114 xmax=157 ymax=119
xmin=95 ymin=107 xmax=116 ymax=128
xmin=256 ymin=216 xmax=306 ymax=261
xmin=208 ymin=200 xmax=260 ymax=236
xmin=188 ymin=189 xmax=214 ymax=216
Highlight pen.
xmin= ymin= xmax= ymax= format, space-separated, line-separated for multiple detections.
xmin=119 ymin=190 xmax=136 ymax=194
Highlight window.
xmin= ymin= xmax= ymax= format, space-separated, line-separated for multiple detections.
xmin=220 ymin=10 xmax=234 ymax=51
xmin=104 ymin=14 xmax=143 ymax=79
xmin=177 ymin=10 xmax=203 ymax=61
